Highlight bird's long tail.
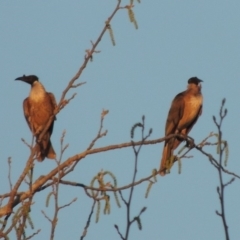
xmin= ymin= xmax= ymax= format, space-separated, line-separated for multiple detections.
xmin=46 ymin=140 xmax=56 ymax=159
xmin=159 ymin=137 xmax=184 ymax=176
xmin=159 ymin=142 xmax=172 ymax=176
xmin=35 ymin=135 xmax=56 ymax=161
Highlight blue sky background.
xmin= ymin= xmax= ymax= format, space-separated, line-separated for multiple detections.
xmin=1 ymin=1 xmax=240 ymax=239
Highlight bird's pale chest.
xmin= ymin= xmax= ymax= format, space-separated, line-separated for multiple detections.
xmin=178 ymin=94 xmax=203 ymax=130
xmin=185 ymin=95 xmax=203 ymax=111
xmin=29 ymin=87 xmax=45 ymax=102
xmin=28 ymin=91 xmax=53 ymax=126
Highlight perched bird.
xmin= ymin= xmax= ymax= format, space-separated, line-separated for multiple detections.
xmin=159 ymin=77 xmax=203 ymax=176
xmin=15 ymin=75 xmax=57 ymax=161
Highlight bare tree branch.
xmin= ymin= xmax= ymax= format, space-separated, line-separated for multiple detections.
xmin=80 ymin=201 xmax=96 ymax=240
xmin=212 ymin=99 xmax=231 ymax=240
xmin=1 ymin=130 xmax=239 ymax=218
xmin=37 ymin=0 xmax=122 ymax=145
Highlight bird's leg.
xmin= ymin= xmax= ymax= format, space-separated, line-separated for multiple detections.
xmin=177 ymin=129 xmax=194 ymax=148
xmin=185 ymin=138 xmax=194 ymax=148
xmin=35 ymin=126 xmax=43 ymax=138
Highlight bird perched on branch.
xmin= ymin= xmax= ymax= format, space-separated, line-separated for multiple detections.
xmin=159 ymin=77 xmax=203 ymax=176
xmin=15 ymin=75 xmax=57 ymax=161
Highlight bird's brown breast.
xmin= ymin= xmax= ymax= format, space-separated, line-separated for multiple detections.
xmin=178 ymin=94 xmax=202 ymax=130
xmin=28 ymin=95 xmax=54 ymax=134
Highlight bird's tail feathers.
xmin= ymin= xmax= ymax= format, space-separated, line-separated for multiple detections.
xmin=159 ymin=143 xmax=172 ymax=176
xmin=35 ymin=143 xmax=44 ymax=162
xmin=46 ymin=140 xmax=56 ymax=159
xmin=35 ymin=137 xmax=56 ymax=162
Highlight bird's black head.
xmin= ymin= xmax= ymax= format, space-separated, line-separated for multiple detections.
xmin=15 ymin=75 xmax=39 ymax=85
xmin=188 ymin=77 xmax=203 ymax=85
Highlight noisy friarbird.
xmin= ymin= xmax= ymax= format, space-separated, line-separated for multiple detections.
xmin=15 ymin=75 xmax=57 ymax=161
xmin=159 ymin=77 xmax=203 ymax=176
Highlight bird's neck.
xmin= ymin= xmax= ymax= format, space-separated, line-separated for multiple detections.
xmin=29 ymin=82 xmax=46 ymax=102
xmin=187 ymin=84 xmax=201 ymax=95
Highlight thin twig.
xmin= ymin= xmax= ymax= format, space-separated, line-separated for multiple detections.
xmin=25 ymin=229 xmax=41 ymax=240
xmin=1 ymin=132 xmax=239 ymax=217
xmin=7 ymin=158 xmax=12 ymax=191
xmin=80 ymin=201 xmax=96 ymax=240
xmin=87 ymin=109 xmax=108 ymax=151
xmin=114 ymin=224 xmax=125 ymax=240
xmin=37 ymin=0 xmax=122 ymax=144
xmin=213 ymin=99 xmax=230 ymax=240
xmin=123 ymin=116 xmax=149 ymax=239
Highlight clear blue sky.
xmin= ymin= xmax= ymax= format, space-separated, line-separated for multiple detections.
xmin=1 ymin=1 xmax=240 ymax=239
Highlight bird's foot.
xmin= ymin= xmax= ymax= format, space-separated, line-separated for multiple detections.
xmin=185 ymin=138 xmax=194 ymax=148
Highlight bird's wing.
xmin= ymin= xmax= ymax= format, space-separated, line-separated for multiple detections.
xmin=23 ymin=98 xmax=32 ymax=131
xmin=47 ymin=92 xmax=57 ymax=135
xmin=172 ymin=99 xmax=202 ymax=150
xmin=185 ymin=104 xmax=202 ymax=135
xmin=165 ymin=91 xmax=185 ymax=135
xmin=160 ymin=92 xmax=185 ymax=176
xmin=47 ymin=92 xmax=57 ymax=115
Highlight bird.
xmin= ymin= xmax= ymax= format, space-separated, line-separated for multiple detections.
xmin=15 ymin=75 xmax=57 ymax=161
xmin=159 ymin=77 xmax=203 ymax=176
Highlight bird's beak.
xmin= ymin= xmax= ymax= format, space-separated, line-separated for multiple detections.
xmin=198 ymin=79 xmax=203 ymax=87
xmin=15 ymin=75 xmax=31 ymax=84
xmin=15 ymin=75 xmax=25 ymax=81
